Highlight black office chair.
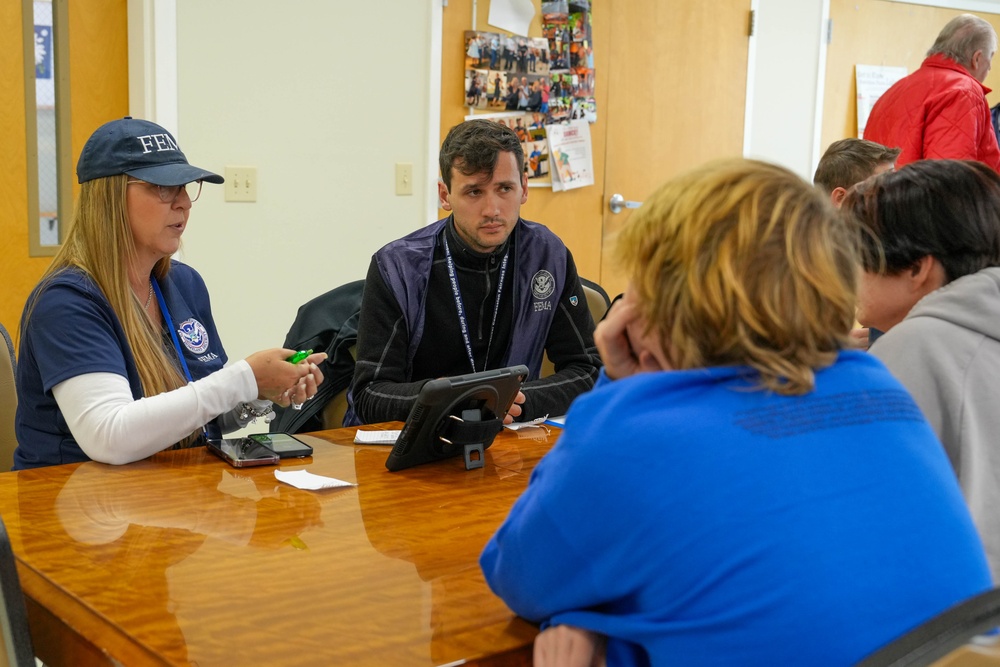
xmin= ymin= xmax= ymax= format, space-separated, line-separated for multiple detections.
xmin=0 ymin=515 xmax=35 ymax=667
xmin=270 ymin=280 xmax=364 ymax=433
xmin=856 ymin=587 xmax=1000 ymax=666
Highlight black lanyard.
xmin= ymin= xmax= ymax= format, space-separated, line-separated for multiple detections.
xmin=442 ymin=236 xmax=509 ymax=374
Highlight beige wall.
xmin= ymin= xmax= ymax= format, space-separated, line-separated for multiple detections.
xmin=174 ymin=1 xmax=436 ymax=362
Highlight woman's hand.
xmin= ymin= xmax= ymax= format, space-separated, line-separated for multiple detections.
xmin=246 ymin=349 xmax=327 ymax=407
xmin=848 ymin=327 xmax=870 ymax=350
xmin=595 ymin=290 xmax=670 ymax=380
xmin=533 ymin=625 xmax=607 ymax=667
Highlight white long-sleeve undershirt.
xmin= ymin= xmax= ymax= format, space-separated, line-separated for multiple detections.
xmin=51 ymin=360 xmax=263 ymax=465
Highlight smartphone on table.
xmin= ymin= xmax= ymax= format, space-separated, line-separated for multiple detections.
xmin=207 ymin=438 xmax=280 ymax=468
xmin=248 ymin=433 xmax=313 ymax=459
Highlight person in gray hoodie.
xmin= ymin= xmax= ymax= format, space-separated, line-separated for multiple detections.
xmin=843 ymin=158 xmax=1000 ymax=580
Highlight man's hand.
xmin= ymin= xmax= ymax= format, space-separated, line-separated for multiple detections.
xmin=533 ymin=625 xmax=607 ymax=667
xmin=503 ymin=391 xmax=525 ymax=425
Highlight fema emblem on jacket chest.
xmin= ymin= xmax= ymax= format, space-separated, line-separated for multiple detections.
xmin=532 ymin=270 xmax=555 ymax=311
xmin=177 ymin=318 xmax=210 ymax=354
xmin=532 ymin=270 xmax=555 ymax=299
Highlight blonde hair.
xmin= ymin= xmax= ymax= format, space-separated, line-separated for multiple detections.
xmin=615 ymin=158 xmax=858 ymax=395
xmin=26 ymin=175 xmax=199 ymax=446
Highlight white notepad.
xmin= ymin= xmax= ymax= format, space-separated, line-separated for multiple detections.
xmin=353 ymin=429 xmax=401 ymax=445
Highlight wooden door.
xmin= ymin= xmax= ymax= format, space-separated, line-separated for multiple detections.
xmin=600 ymin=2 xmax=750 ymax=297
xmin=0 ymin=0 xmax=128 ymax=332
xmin=441 ymin=1 xmax=751 ymax=298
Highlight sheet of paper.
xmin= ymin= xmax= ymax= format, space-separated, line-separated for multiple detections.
xmin=274 ymin=469 xmax=355 ymax=491
xmin=545 ymin=119 xmax=595 ymax=191
xmin=856 ymin=64 xmax=907 ymax=138
xmin=505 ymin=415 xmax=549 ymax=430
xmin=354 ymin=429 xmax=401 ymax=445
xmin=488 ymin=0 xmax=535 ymax=36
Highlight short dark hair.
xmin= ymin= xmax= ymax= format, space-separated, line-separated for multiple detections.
xmin=439 ymin=119 xmax=524 ymax=190
xmin=813 ymin=138 xmax=900 ymax=193
xmin=843 ymin=159 xmax=1000 ymax=283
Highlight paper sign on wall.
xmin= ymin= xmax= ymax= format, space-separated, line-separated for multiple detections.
xmin=545 ymin=119 xmax=594 ymax=192
xmin=856 ymin=64 xmax=907 ymax=138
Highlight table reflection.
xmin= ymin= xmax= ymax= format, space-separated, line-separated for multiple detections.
xmin=354 ymin=435 xmax=536 ymax=664
xmin=19 ymin=461 xmax=322 ymax=663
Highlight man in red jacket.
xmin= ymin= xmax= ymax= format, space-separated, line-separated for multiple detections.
xmin=865 ymin=14 xmax=1000 ymax=171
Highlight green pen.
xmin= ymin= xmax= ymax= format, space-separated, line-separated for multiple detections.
xmin=286 ymin=349 xmax=313 ymax=364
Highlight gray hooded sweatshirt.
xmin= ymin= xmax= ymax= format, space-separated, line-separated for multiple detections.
xmin=871 ymin=266 xmax=1000 ymax=582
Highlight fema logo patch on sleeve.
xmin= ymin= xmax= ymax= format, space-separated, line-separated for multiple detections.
xmin=177 ymin=319 xmax=210 ymax=354
xmin=531 ymin=270 xmax=556 ymax=300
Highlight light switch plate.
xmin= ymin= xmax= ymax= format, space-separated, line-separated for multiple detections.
xmin=225 ymin=166 xmax=257 ymax=202
xmin=395 ymin=163 xmax=413 ymax=196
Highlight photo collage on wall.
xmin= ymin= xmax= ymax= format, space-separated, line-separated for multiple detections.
xmin=463 ymin=34 xmax=551 ymax=113
xmin=462 ymin=1 xmax=595 ymax=188
xmin=464 ymin=111 xmax=552 ymax=184
xmin=541 ymin=0 xmax=595 ymax=124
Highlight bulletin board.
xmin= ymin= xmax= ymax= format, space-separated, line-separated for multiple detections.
xmin=440 ymin=0 xmax=609 ymax=283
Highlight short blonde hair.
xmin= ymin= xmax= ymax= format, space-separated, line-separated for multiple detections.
xmin=616 ymin=158 xmax=858 ymax=395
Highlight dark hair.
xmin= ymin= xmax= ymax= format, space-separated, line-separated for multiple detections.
xmin=439 ymin=119 xmax=524 ymax=190
xmin=813 ymin=138 xmax=900 ymax=193
xmin=843 ymin=159 xmax=1000 ymax=282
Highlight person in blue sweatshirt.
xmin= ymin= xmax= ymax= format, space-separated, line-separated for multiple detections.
xmin=480 ymin=158 xmax=992 ymax=667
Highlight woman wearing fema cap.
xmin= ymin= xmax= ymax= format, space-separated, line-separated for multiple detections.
xmin=13 ymin=117 xmax=325 ymax=469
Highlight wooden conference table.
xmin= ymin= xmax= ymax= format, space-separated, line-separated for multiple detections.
xmin=0 ymin=423 xmax=559 ymax=666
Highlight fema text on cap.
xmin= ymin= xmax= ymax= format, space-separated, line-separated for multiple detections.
xmin=137 ymin=134 xmax=179 ymax=154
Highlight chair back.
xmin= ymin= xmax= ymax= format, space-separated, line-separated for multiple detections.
xmin=857 ymin=587 xmax=1000 ymax=667
xmin=0 ymin=325 xmax=16 ymax=473
xmin=580 ymin=277 xmax=611 ymax=323
xmin=540 ymin=278 xmax=610 ymax=378
xmin=0 ymin=515 xmax=35 ymax=667
xmin=270 ymin=281 xmax=364 ymax=434
xmin=320 ymin=345 xmax=355 ymax=430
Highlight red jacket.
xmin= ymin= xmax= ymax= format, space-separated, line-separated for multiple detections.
xmin=864 ymin=54 xmax=1000 ymax=171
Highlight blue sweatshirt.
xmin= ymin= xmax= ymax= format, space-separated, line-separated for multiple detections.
xmin=481 ymin=352 xmax=991 ymax=666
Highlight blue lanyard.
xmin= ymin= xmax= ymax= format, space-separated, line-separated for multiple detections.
xmin=442 ymin=236 xmax=509 ymax=374
xmin=151 ymin=277 xmax=194 ymax=383
xmin=152 ymin=277 xmax=209 ymax=443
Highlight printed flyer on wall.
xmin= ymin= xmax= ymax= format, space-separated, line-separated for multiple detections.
xmin=856 ymin=64 xmax=907 ymax=138
xmin=545 ymin=119 xmax=593 ymax=192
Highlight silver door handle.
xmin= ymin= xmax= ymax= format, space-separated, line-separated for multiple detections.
xmin=609 ymin=193 xmax=642 ymax=214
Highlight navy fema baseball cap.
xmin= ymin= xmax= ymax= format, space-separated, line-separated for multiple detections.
xmin=76 ymin=117 xmax=224 ymax=186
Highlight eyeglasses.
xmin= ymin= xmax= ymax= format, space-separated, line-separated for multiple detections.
xmin=126 ymin=180 xmax=203 ymax=203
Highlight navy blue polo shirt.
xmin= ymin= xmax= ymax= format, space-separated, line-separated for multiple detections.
xmin=14 ymin=262 xmax=227 ymax=469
